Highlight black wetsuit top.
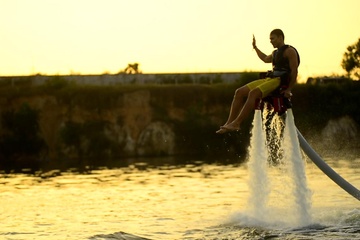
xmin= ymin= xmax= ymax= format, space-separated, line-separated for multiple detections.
xmin=272 ymin=45 xmax=300 ymax=85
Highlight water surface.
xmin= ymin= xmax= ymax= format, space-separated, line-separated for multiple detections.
xmin=0 ymin=158 xmax=359 ymax=239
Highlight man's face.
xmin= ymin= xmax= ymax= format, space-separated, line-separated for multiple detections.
xmin=270 ymin=34 xmax=282 ymax=48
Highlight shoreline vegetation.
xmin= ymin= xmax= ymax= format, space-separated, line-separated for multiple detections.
xmin=0 ymin=73 xmax=359 ymax=173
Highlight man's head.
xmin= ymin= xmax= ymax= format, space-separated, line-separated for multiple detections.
xmin=270 ymin=29 xmax=285 ymax=48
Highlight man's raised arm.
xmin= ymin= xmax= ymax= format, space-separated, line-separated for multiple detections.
xmin=252 ymin=35 xmax=272 ymax=63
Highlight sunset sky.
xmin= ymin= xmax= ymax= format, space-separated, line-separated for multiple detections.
xmin=1 ymin=0 xmax=359 ymax=82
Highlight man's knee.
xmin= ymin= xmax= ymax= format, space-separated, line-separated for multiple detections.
xmin=234 ymin=86 xmax=250 ymax=98
xmin=249 ymin=88 xmax=263 ymax=100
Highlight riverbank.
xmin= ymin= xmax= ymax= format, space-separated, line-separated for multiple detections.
xmin=0 ymin=75 xmax=359 ymax=172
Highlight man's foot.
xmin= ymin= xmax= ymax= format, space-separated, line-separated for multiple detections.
xmin=216 ymin=124 xmax=240 ymax=134
xmin=216 ymin=128 xmax=230 ymax=134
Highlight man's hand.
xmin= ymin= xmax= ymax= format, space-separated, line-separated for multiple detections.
xmin=252 ymin=34 xmax=256 ymax=49
xmin=282 ymin=89 xmax=293 ymax=98
xmin=253 ymin=34 xmax=272 ymax=63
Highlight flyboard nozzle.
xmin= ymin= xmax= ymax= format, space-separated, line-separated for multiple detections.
xmin=276 ymin=86 xmax=292 ymax=115
xmin=255 ymin=98 xmax=263 ymax=110
xmin=284 ymin=97 xmax=292 ymax=109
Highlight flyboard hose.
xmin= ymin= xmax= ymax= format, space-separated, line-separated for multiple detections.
xmin=296 ymin=128 xmax=360 ymax=201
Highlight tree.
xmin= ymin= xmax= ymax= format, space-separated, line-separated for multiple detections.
xmin=124 ymin=63 xmax=141 ymax=74
xmin=341 ymin=38 xmax=360 ymax=79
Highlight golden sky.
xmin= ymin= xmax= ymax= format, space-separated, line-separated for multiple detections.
xmin=1 ymin=0 xmax=359 ymax=82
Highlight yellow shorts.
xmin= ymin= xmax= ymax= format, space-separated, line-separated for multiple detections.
xmin=246 ymin=77 xmax=280 ymax=97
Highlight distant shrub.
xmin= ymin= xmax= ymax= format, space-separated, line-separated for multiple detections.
xmin=239 ymin=71 xmax=261 ymax=84
xmin=0 ymin=103 xmax=47 ymax=172
xmin=43 ymin=76 xmax=72 ymax=89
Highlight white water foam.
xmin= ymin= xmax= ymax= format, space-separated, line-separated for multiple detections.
xmin=241 ymin=108 xmax=312 ymax=227
xmin=246 ymin=110 xmax=270 ymax=219
xmin=283 ymin=109 xmax=312 ymax=225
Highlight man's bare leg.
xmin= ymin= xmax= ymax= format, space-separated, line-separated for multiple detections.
xmin=222 ymin=86 xmax=250 ymax=125
xmin=217 ymin=88 xmax=262 ymax=133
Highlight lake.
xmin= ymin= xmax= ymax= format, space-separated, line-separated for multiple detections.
xmin=0 ymin=156 xmax=359 ymax=240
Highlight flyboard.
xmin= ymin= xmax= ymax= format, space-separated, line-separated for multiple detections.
xmin=258 ymin=92 xmax=360 ymax=201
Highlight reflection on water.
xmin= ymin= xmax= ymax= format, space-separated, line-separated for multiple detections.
xmin=0 ymin=158 xmax=359 ymax=240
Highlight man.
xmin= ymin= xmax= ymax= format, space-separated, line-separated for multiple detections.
xmin=216 ymin=29 xmax=300 ymax=134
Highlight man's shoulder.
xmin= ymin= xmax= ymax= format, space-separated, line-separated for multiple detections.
xmin=285 ymin=45 xmax=296 ymax=50
xmin=285 ymin=45 xmax=300 ymax=66
xmin=284 ymin=45 xmax=299 ymax=55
